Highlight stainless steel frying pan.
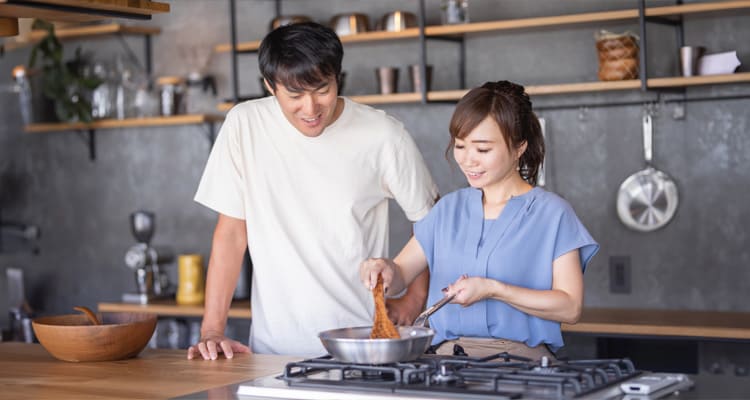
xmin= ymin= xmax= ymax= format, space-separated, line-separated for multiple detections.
xmin=318 ymin=325 xmax=434 ymax=364
xmin=616 ymin=112 xmax=679 ymax=232
xmin=318 ymin=294 xmax=454 ymax=364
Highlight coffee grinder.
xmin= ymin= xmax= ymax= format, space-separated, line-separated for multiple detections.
xmin=122 ymin=210 xmax=175 ymax=304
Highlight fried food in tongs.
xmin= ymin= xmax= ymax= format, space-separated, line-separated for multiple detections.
xmin=370 ymin=274 xmax=400 ymax=339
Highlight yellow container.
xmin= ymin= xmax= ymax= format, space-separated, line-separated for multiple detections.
xmin=176 ymin=254 xmax=205 ymax=305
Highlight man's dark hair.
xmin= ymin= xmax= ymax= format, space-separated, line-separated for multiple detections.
xmin=258 ymin=22 xmax=344 ymax=92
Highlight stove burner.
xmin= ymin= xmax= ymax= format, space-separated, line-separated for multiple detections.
xmin=280 ymin=354 xmax=641 ymax=399
xmin=432 ymin=364 xmax=463 ymax=385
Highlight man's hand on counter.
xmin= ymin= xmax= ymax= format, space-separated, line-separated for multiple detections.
xmin=187 ymin=330 xmax=251 ymax=360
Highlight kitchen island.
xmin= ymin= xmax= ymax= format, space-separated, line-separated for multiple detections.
xmin=3 ymin=342 xmax=750 ymax=399
xmin=0 ymin=342 xmax=295 ymax=400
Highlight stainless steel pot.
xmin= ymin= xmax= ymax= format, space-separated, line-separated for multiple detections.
xmin=375 ymin=11 xmax=417 ymax=32
xmin=318 ymin=326 xmax=434 ymax=364
xmin=329 ymin=13 xmax=369 ymax=36
xmin=616 ymin=112 xmax=679 ymax=232
xmin=269 ymin=15 xmax=311 ymax=31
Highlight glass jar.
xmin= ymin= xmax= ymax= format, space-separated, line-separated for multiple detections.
xmin=12 ymin=65 xmax=33 ymax=125
xmin=441 ymin=0 xmax=469 ymax=25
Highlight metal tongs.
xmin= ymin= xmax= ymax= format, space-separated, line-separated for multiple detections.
xmin=413 ymin=293 xmax=455 ymax=327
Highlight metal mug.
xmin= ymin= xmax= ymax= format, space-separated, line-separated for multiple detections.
xmin=375 ymin=67 xmax=399 ymax=94
xmin=680 ymin=46 xmax=705 ymax=77
xmin=408 ymin=64 xmax=433 ymax=93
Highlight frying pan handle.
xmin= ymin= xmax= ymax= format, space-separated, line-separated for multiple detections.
xmin=413 ymin=294 xmax=455 ymax=327
xmin=538 ymin=117 xmax=546 ymax=187
xmin=642 ymin=112 xmax=653 ymax=164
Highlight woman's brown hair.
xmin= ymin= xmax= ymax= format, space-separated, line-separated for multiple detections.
xmin=446 ymin=81 xmax=545 ymax=186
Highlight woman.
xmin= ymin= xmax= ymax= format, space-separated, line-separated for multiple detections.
xmin=360 ymin=81 xmax=599 ymax=360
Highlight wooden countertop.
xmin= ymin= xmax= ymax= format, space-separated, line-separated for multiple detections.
xmin=0 ymin=342 xmax=295 ymax=400
xmin=563 ymin=308 xmax=750 ymax=340
xmin=98 ymin=299 xmax=251 ymax=319
xmin=96 ymin=302 xmax=750 ymax=340
xmin=5 ymin=343 xmax=750 ymax=399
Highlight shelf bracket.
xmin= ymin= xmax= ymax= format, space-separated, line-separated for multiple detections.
xmin=204 ymin=121 xmax=217 ymax=149
xmin=229 ymin=0 xmax=240 ymax=104
xmin=418 ymin=0 xmax=428 ymax=104
xmin=6 ymin=0 xmax=153 ymax=20
xmin=74 ymin=128 xmax=97 ymax=161
xmin=637 ymin=0 xmax=648 ymax=92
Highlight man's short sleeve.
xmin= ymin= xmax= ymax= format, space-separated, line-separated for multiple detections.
xmin=382 ymin=126 xmax=438 ymax=222
xmin=194 ymin=108 xmax=246 ymax=220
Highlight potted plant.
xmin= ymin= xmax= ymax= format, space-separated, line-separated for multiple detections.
xmin=28 ymin=20 xmax=101 ymax=122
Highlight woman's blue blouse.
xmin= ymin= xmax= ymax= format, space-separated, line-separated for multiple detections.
xmin=414 ymin=187 xmax=599 ymax=351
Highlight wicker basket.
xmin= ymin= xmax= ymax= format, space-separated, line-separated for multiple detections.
xmin=595 ymin=30 xmax=640 ymax=81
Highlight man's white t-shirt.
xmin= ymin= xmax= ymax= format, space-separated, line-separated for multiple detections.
xmin=194 ymin=96 xmax=438 ymax=356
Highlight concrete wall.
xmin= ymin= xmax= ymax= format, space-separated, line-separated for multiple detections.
xmin=1 ymin=0 xmax=749 ymax=365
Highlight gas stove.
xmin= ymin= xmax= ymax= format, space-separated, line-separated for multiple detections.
xmin=236 ymin=353 xmax=694 ymax=400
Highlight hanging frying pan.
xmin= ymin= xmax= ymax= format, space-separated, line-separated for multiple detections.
xmin=616 ymin=112 xmax=679 ymax=232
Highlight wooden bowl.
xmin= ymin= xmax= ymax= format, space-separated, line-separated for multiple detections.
xmin=32 ymin=312 xmax=157 ymax=362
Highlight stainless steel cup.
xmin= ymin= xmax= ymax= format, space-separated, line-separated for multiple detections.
xmin=680 ymin=46 xmax=705 ymax=77
xmin=375 ymin=67 xmax=399 ymax=94
xmin=409 ymin=64 xmax=433 ymax=93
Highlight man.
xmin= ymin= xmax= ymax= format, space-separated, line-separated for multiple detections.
xmin=187 ymin=22 xmax=438 ymax=359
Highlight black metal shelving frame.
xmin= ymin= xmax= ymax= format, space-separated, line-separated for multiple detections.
xmin=223 ymin=0 xmax=750 ymax=110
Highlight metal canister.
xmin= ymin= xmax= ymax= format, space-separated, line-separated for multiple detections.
xmin=176 ymin=254 xmax=204 ymax=305
xmin=157 ymin=76 xmax=186 ymax=116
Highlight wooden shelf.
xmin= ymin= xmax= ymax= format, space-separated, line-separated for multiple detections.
xmin=214 ymin=39 xmax=261 ymax=53
xmin=647 ymin=71 xmax=750 ymax=88
xmin=425 ymin=9 xmax=639 ymax=36
xmin=562 ymin=308 xmax=750 ymax=340
xmin=217 ymin=73 xmax=750 ymax=109
xmin=0 ymin=0 xmax=169 ymax=24
xmin=425 ymin=1 xmax=750 ymax=37
xmin=213 ymin=1 xmax=750 ymax=53
xmin=98 ymin=299 xmax=252 ymax=319
xmin=94 ymin=303 xmax=750 ymax=339
xmin=349 ymin=92 xmax=423 ymax=105
xmin=24 ymin=114 xmax=224 ymax=134
xmin=3 ymin=23 xmax=159 ymax=50
xmin=215 ymin=28 xmax=421 ymax=53
xmin=647 ymin=0 xmax=750 ymax=17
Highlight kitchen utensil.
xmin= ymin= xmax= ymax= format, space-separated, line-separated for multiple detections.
xmin=6 ymin=267 xmax=34 ymax=343
xmin=376 ymin=11 xmax=417 ymax=32
xmin=616 ymin=112 xmax=679 ymax=232
xmin=319 ymin=326 xmax=434 ymax=364
xmin=177 ymin=254 xmax=205 ymax=305
xmin=408 ymin=64 xmax=433 ymax=93
xmin=32 ymin=310 xmax=157 ymax=362
xmin=680 ymin=46 xmax=705 ymax=77
xmin=441 ymin=0 xmax=469 ymax=25
xmin=157 ymin=76 xmax=186 ymax=116
xmin=123 ymin=210 xmax=175 ymax=304
xmin=73 ymin=306 xmax=101 ymax=325
xmin=413 ymin=293 xmax=455 ymax=327
xmin=329 ymin=13 xmax=369 ymax=36
xmin=375 ymin=66 xmax=399 ymax=94
xmin=269 ymin=15 xmax=311 ymax=31
xmin=538 ymin=117 xmax=547 ymax=187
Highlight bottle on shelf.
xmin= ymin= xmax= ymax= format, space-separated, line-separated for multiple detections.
xmin=12 ymin=65 xmax=33 ymax=125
